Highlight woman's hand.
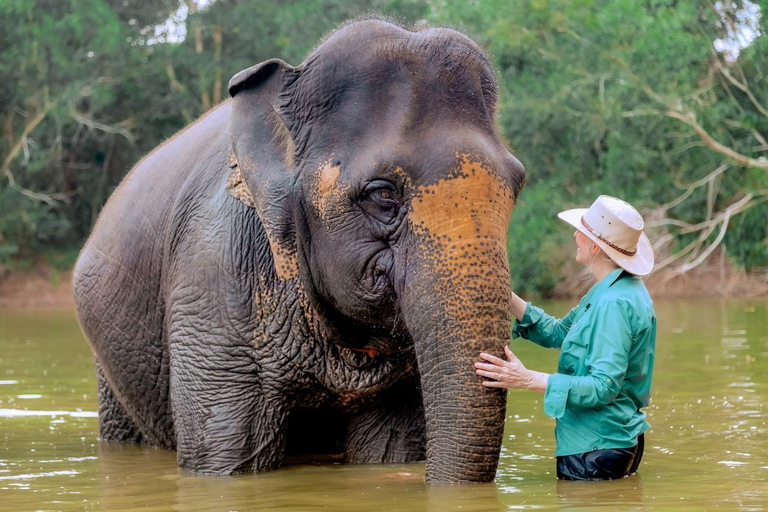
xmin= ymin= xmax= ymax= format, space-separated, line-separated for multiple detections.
xmin=475 ymin=346 xmax=548 ymax=392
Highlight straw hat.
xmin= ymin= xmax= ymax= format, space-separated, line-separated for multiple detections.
xmin=557 ymin=195 xmax=654 ymax=276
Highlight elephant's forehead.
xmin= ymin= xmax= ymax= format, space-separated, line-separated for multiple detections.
xmin=408 ymin=155 xmax=514 ymax=247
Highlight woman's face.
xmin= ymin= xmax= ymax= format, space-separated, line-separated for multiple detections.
xmin=574 ymin=230 xmax=597 ymax=265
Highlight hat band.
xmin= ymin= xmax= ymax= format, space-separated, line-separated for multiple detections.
xmin=580 ymin=217 xmax=637 ymax=256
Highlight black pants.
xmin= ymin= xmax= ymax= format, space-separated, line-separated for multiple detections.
xmin=556 ymin=434 xmax=645 ymax=481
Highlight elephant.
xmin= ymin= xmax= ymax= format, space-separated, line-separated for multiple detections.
xmin=73 ymin=18 xmax=526 ymax=484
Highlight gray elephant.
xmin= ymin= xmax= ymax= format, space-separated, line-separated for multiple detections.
xmin=73 ymin=19 xmax=525 ymax=484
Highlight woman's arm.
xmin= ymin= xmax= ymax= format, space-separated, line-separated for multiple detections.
xmin=477 ymin=300 xmax=632 ymax=405
xmin=513 ymin=301 xmax=580 ymax=350
xmin=543 ymin=300 xmax=632 ymax=419
xmin=510 ymin=290 xmax=527 ymax=321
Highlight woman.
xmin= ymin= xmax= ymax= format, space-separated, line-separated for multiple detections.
xmin=475 ymin=195 xmax=656 ymax=481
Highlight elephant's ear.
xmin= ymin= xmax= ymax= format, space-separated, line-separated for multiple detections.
xmin=228 ymin=59 xmax=300 ymax=280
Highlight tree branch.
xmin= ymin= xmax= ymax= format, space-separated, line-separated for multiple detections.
xmin=563 ymin=27 xmax=768 ymax=171
xmin=722 ymin=117 xmax=768 ymax=148
xmin=712 ymin=51 xmax=768 ymax=118
xmin=665 ymin=109 xmax=768 ymax=169
xmin=652 ymin=192 xmax=767 ymax=274
xmin=1 ymin=99 xmax=69 ymax=205
xmin=645 ymin=162 xmax=731 ymax=227
xmin=69 ymin=102 xmax=135 ymax=144
xmin=165 ymin=62 xmax=187 ymax=93
xmin=668 ymin=193 xmax=767 ymax=274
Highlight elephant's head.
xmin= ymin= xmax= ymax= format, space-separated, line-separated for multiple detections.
xmin=227 ymin=19 xmax=525 ymax=483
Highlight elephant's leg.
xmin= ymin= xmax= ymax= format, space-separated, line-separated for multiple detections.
xmin=344 ymin=382 xmax=426 ymax=463
xmin=96 ymin=363 xmax=143 ymax=443
xmin=74 ymin=243 xmax=174 ymax=449
xmin=169 ymin=332 xmax=288 ymax=474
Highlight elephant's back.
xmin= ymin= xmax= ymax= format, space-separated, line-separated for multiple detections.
xmin=89 ymin=101 xmax=233 ymax=252
xmin=76 ymin=101 xmax=233 ymax=291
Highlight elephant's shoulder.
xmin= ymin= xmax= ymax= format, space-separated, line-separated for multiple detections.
xmin=84 ymin=102 xmax=235 ymax=273
xmin=126 ymin=101 xmax=233 ymax=192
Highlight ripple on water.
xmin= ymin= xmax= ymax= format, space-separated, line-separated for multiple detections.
xmin=0 ymin=470 xmax=79 ymax=481
xmin=519 ymin=454 xmax=546 ymax=460
xmin=727 ymin=381 xmax=755 ymax=388
xmin=0 ymin=409 xmax=97 ymax=418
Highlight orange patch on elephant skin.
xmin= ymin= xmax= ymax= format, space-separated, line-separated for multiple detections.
xmin=349 ymin=347 xmax=380 ymax=358
xmin=407 ymin=155 xmax=516 ymax=370
xmin=270 ymin=243 xmax=300 ymax=280
xmin=409 ymin=155 xmax=514 ymax=256
xmin=236 ymin=154 xmax=299 ymax=281
xmin=226 ymin=166 xmax=256 ymax=208
xmin=311 ymin=160 xmax=349 ymax=227
xmin=318 ymin=162 xmax=341 ymax=196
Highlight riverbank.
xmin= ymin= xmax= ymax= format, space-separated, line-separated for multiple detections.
xmin=0 ymin=266 xmax=75 ymax=309
xmin=552 ymin=259 xmax=768 ymax=299
xmin=2 ymin=260 xmax=767 ymax=309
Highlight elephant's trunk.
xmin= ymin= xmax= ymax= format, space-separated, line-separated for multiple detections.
xmin=404 ymin=303 xmax=510 ymax=483
xmin=401 ymin=158 xmax=515 ymax=483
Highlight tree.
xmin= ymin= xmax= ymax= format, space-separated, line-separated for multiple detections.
xmin=0 ymin=0 xmax=182 ymax=264
xmin=0 ymin=0 xmax=428 ymax=267
xmin=430 ymin=0 xmax=767 ymax=295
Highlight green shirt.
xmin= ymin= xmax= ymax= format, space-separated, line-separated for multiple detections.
xmin=512 ymin=268 xmax=656 ymax=457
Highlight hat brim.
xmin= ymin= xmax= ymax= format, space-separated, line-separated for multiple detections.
xmin=557 ymin=208 xmax=655 ymax=276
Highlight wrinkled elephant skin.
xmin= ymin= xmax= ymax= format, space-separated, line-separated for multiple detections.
xmin=73 ymin=19 xmax=525 ymax=484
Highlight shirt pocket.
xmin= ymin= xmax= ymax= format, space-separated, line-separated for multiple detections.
xmin=559 ymin=326 xmax=590 ymax=375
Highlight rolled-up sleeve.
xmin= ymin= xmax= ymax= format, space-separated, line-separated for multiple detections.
xmin=543 ymin=300 xmax=632 ymax=419
xmin=513 ymin=302 xmax=579 ymax=349
xmin=544 ymin=373 xmax=571 ymax=418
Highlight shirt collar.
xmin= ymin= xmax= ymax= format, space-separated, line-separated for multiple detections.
xmin=582 ymin=267 xmax=625 ymax=307
xmin=602 ymin=267 xmax=625 ymax=288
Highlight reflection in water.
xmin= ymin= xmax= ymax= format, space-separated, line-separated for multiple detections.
xmin=0 ymin=301 xmax=766 ymax=510
xmin=556 ymin=476 xmax=644 ymax=508
xmin=93 ymin=443 xmax=505 ymax=511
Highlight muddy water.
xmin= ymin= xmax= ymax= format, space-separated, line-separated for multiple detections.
xmin=1 ymin=300 xmax=766 ymax=511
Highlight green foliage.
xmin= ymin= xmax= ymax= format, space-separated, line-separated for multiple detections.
xmin=507 ymin=183 xmax=574 ymax=297
xmin=431 ymin=0 xmax=767 ymax=292
xmin=0 ymin=0 xmax=428 ymax=267
xmin=1 ymin=0 xmax=766 ymax=295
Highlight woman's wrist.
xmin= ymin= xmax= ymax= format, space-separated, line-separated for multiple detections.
xmin=526 ymin=370 xmax=549 ymax=393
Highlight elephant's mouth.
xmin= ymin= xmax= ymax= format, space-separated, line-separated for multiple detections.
xmin=316 ymin=291 xmax=414 ymax=393
xmin=328 ymin=342 xmax=415 ymax=397
xmin=337 ymin=334 xmax=409 ymax=369
xmin=338 ymin=346 xmax=382 ymax=369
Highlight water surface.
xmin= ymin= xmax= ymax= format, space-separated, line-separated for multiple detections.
xmin=1 ymin=300 xmax=766 ymax=510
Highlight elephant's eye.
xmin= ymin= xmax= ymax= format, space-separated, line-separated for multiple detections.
xmin=361 ymin=180 xmax=400 ymax=224
xmin=370 ymin=188 xmax=396 ymax=204
xmin=363 ymin=180 xmax=399 ymax=204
